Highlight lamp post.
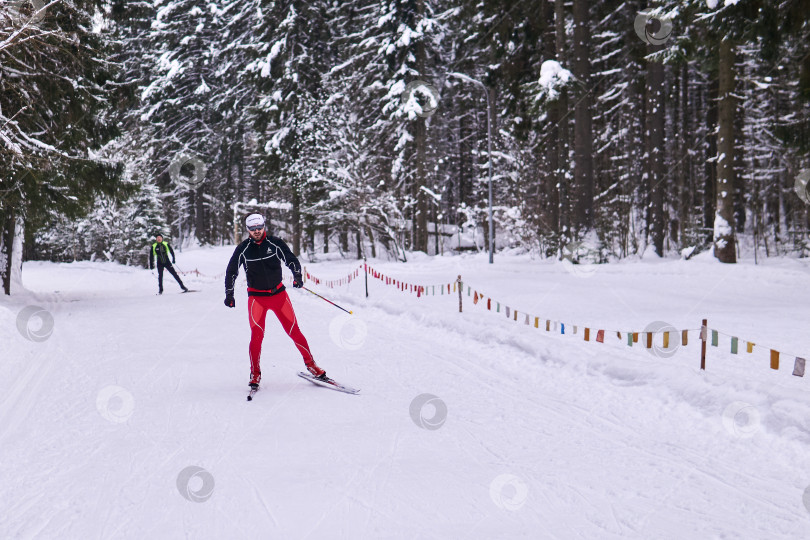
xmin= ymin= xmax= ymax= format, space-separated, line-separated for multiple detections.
xmin=448 ymin=72 xmax=494 ymax=264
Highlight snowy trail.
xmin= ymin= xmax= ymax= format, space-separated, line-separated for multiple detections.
xmin=2 ymin=250 xmax=810 ymax=539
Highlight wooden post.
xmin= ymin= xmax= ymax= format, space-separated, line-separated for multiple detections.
xmin=700 ymin=318 xmax=708 ymax=370
xmin=364 ymin=257 xmax=368 ymax=298
xmin=457 ymin=275 xmax=463 ymax=313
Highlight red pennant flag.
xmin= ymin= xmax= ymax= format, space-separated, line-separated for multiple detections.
xmin=596 ymin=330 xmax=605 ymax=343
xmin=487 ymin=298 xmax=491 ymax=310
xmin=473 ymin=292 xmax=479 ymax=304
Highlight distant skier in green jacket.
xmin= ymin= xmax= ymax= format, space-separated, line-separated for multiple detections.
xmin=149 ymin=234 xmax=188 ymax=295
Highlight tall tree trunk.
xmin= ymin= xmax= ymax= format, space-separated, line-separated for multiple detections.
xmin=572 ymin=0 xmax=593 ymax=233
xmin=714 ymin=39 xmax=737 ymax=263
xmin=365 ymin=225 xmax=377 ymax=258
xmin=678 ymin=62 xmax=690 ymax=247
xmin=1 ymin=208 xmax=16 ymax=295
xmin=555 ymin=0 xmax=570 ymax=251
xmin=292 ymin=188 xmax=301 ymax=254
xmin=195 ymin=187 xmax=205 ymax=244
xmin=413 ymin=0 xmax=428 ymax=253
xmin=340 ymin=227 xmax=349 ymax=253
xmin=704 ymin=78 xmax=718 ymax=246
xmin=415 ymin=115 xmax=428 ymax=252
xmin=647 ymin=43 xmax=666 ymax=256
xmin=457 ymin=109 xmax=470 ymax=211
xmin=543 ymin=0 xmax=559 ymax=244
xmin=323 ymin=225 xmax=329 ymax=254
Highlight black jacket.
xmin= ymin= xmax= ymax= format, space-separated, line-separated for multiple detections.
xmin=225 ymin=234 xmax=302 ymax=297
xmin=149 ymin=241 xmax=176 ymax=268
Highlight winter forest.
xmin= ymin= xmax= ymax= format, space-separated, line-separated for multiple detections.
xmin=1 ymin=0 xmax=809 ymax=294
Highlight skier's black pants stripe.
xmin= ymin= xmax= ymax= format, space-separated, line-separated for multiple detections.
xmin=158 ymin=263 xmax=185 ymax=291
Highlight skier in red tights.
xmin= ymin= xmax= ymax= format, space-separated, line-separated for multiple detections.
xmin=224 ymin=214 xmax=326 ymax=389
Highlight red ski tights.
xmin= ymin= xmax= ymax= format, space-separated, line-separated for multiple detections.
xmin=248 ymin=291 xmax=314 ymax=379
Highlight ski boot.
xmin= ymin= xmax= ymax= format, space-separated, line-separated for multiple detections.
xmin=305 ymin=360 xmax=326 ymax=381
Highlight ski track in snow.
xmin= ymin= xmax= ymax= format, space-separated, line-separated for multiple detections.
xmin=1 ymin=249 xmax=810 ymax=539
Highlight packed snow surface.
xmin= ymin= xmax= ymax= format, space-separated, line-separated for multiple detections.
xmin=2 ymin=247 xmax=810 ymax=539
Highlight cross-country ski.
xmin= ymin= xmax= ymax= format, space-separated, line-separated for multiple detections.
xmin=297 ymin=371 xmax=360 ymax=395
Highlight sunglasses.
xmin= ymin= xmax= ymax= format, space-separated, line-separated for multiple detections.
xmin=247 ymin=224 xmax=265 ymax=232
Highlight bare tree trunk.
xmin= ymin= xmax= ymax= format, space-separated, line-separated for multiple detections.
xmin=307 ymin=220 xmax=315 ymax=253
xmin=323 ymin=225 xmax=329 ymax=254
xmin=647 ymin=42 xmax=666 ymax=256
xmin=1 ymin=208 xmax=16 ymax=295
xmin=678 ymin=62 xmax=690 ymax=247
xmin=415 ymin=115 xmax=428 ymax=253
xmin=572 ymin=0 xmax=593 ymax=233
xmin=340 ymin=227 xmax=349 ymax=253
xmin=292 ymin=188 xmax=301 ymax=254
xmin=704 ymin=78 xmax=718 ymax=246
xmin=195 ymin=187 xmax=205 ymax=245
xmin=542 ymin=0 xmax=559 ymax=244
xmin=714 ymin=39 xmax=737 ymax=263
xmin=365 ymin=225 xmax=377 ymax=258
xmin=434 ymin=210 xmax=440 ymax=256
xmin=414 ymin=0 xmax=429 ymax=253
xmin=555 ymin=0 xmax=570 ymax=251
xmin=457 ymin=107 xmax=471 ymax=211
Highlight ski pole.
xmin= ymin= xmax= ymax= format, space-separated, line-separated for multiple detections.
xmin=302 ymin=286 xmax=353 ymax=315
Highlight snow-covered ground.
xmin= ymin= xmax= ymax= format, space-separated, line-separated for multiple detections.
xmin=2 ymin=247 xmax=810 ymax=539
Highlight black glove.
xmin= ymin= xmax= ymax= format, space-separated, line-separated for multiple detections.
xmin=292 ymin=273 xmax=304 ymax=288
xmin=224 ymin=295 xmax=235 ymax=308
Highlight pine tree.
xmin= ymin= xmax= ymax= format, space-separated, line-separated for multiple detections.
xmin=0 ymin=0 xmax=124 ymax=294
